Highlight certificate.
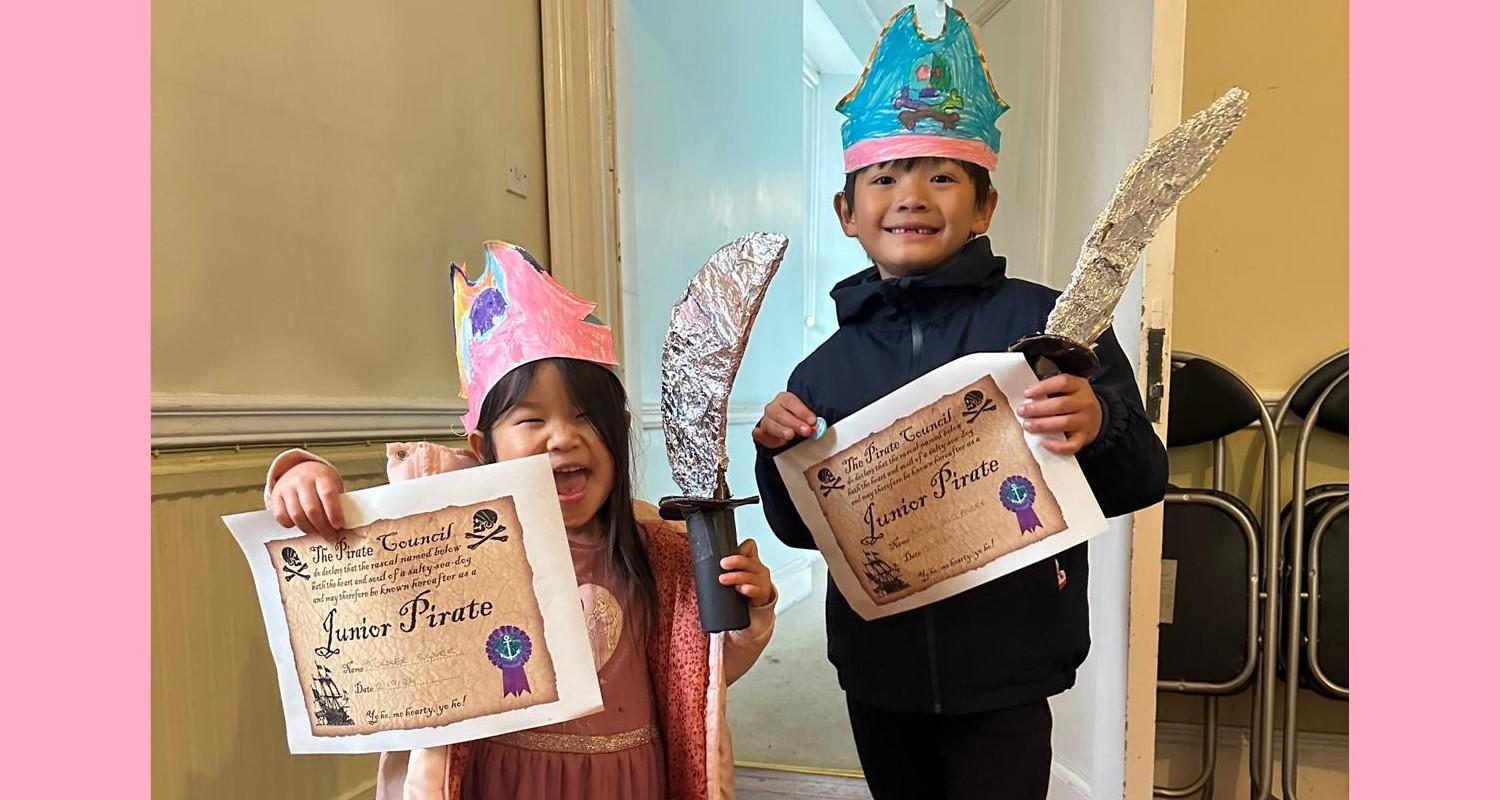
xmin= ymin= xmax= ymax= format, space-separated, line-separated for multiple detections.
xmin=775 ymin=352 xmax=1108 ymax=619
xmin=223 ymin=453 xmax=602 ymax=753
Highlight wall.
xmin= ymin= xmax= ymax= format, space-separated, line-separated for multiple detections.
xmin=1154 ymin=722 xmax=1350 ymax=800
xmin=1158 ymin=0 xmax=1350 ymax=792
xmin=807 ymin=69 xmax=868 ymax=346
xmin=615 ymin=0 xmax=812 ymax=592
xmin=152 ymin=445 xmax=399 ymax=800
xmin=1173 ymin=0 xmax=1349 ymax=396
xmin=1047 ymin=1 xmax=1157 ymax=794
xmin=151 ymin=2 xmax=549 ymax=796
xmin=152 ymin=0 xmax=550 ymax=405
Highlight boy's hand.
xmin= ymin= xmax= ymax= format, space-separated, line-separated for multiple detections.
xmin=718 ymin=538 xmax=777 ymax=608
xmin=752 ymin=392 xmax=817 ymax=449
xmin=1018 ymin=375 xmax=1103 ymax=456
xmin=267 ymin=460 xmax=347 ymax=539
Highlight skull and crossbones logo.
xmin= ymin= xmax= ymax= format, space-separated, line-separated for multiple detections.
xmin=281 ymin=547 xmax=310 ymax=581
xmin=816 ymin=467 xmax=845 ymax=497
xmin=961 ymin=389 xmax=997 ymax=423
xmin=466 ymin=508 xmax=510 ymax=550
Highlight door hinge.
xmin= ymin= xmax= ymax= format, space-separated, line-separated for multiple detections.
xmin=1145 ymin=327 xmax=1166 ymax=422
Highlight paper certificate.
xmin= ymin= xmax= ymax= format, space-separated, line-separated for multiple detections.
xmin=775 ymin=352 xmax=1108 ymax=619
xmin=223 ymin=453 xmax=602 ymax=753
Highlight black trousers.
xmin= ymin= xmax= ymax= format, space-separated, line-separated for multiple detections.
xmin=846 ymin=696 xmax=1053 ymax=800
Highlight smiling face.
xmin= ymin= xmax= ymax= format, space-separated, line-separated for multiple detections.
xmin=468 ymin=360 xmax=616 ymax=539
xmin=835 ymin=157 xmax=998 ymax=278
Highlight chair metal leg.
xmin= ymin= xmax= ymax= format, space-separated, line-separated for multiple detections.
xmin=1281 ymin=374 xmax=1348 ymax=800
xmin=1251 ymin=443 xmax=1280 ymax=800
xmin=1153 ymin=696 xmax=1219 ymax=799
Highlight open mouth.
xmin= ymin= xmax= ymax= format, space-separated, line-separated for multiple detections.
xmin=553 ymin=465 xmax=591 ymax=503
xmin=884 ymin=225 xmax=940 ymax=236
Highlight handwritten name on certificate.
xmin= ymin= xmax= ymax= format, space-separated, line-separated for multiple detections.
xmin=224 ymin=454 xmax=602 ymax=753
xmin=776 ymin=353 xmax=1108 ymax=620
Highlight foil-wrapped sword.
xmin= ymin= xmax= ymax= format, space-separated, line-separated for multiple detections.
xmin=658 ymin=232 xmax=791 ymax=632
xmin=1010 ymin=87 xmax=1249 ymax=378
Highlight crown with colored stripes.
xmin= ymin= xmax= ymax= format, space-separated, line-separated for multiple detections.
xmin=451 ymin=241 xmax=616 ymax=432
xmin=837 ymin=4 xmax=1009 ymax=173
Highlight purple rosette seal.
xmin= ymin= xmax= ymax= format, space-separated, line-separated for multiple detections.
xmin=486 ymin=626 xmax=533 ymax=697
xmin=999 ymin=475 xmax=1042 ymax=534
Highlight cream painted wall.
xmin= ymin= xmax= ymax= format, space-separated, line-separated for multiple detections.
xmin=152 ymin=3 xmax=550 ymax=796
xmin=1158 ymin=0 xmax=1350 ymax=790
xmin=1173 ymin=0 xmax=1349 ymax=395
xmin=152 ymin=445 xmax=394 ymax=800
xmin=152 ymin=0 xmax=550 ymax=404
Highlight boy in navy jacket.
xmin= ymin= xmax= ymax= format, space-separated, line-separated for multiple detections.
xmin=752 ymin=7 xmax=1167 ymax=798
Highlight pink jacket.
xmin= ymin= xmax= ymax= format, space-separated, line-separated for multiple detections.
xmin=265 ymin=444 xmax=776 ymax=800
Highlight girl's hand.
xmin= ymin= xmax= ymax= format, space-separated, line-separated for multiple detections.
xmin=718 ymin=538 xmax=777 ymax=608
xmin=1017 ymin=374 xmax=1104 ymax=456
xmin=267 ymin=460 xmax=347 ymax=539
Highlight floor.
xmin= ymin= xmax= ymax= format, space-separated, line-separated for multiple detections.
xmin=727 ymin=569 xmax=863 ymax=772
xmin=734 ymin=767 xmax=874 ymax=800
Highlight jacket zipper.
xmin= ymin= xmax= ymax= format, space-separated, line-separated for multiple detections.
xmin=907 ymin=290 xmax=939 ymax=711
xmin=910 ymin=314 xmax=925 ymax=373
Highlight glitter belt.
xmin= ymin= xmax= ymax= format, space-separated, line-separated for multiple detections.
xmin=493 ymin=724 xmax=658 ymax=754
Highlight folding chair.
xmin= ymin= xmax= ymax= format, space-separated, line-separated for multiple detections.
xmin=1272 ymin=350 xmax=1349 ymax=800
xmin=1154 ymin=353 xmax=1276 ymax=800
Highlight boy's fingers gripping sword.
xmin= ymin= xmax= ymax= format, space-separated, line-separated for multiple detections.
xmin=658 ymin=233 xmax=791 ymax=632
xmin=1010 ymin=87 xmax=1250 ymax=379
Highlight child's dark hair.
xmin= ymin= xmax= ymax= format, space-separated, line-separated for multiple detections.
xmin=842 ymin=157 xmax=993 ymax=210
xmin=473 ymin=358 xmax=657 ymax=623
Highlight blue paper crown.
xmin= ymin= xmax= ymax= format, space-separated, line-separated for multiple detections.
xmin=836 ymin=4 xmax=1009 ymax=173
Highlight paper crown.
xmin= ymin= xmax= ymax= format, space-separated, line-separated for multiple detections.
xmin=837 ymin=4 xmax=1009 ymax=173
xmin=451 ymin=241 xmax=617 ymax=433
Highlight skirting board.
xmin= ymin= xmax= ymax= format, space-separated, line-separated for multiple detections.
xmin=1050 ymin=760 xmax=1093 ymax=800
xmin=1156 ymin=719 xmax=1348 ymax=754
xmin=771 ymin=552 xmax=816 ymax=613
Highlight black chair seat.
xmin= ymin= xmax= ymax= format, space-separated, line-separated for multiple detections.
xmin=1277 ymin=485 xmax=1350 ymax=699
xmin=1158 ymin=488 xmax=1258 ymax=687
xmin=1310 ymin=503 xmax=1348 ymax=695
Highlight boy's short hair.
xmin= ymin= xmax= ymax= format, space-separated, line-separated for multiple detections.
xmin=842 ymin=157 xmax=994 ymax=211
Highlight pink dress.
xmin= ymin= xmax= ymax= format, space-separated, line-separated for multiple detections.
xmin=461 ymin=537 xmax=667 ymax=800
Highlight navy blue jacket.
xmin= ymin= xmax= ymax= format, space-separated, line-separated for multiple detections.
xmin=753 ymin=237 xmax=1168 ymax=714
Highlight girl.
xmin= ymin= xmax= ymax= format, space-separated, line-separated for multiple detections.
xmin=264 ymin=242 xmax=777 ymax=800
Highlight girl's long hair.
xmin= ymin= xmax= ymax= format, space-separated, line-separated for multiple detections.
xmin=473 ymin=358 xmax=656 ymax=623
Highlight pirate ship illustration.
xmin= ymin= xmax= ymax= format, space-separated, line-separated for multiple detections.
xmin=862 ymin=550 xmax=910 ymax=597
xmin=311 ymin=663 xmax=355 ymax=726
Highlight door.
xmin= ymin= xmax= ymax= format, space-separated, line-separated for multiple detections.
xmin=603 ymin=0 xmax=1181 ymax=794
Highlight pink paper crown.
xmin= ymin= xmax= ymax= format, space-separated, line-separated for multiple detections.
xmin=452 ymin=241 xmax=617 ymax=432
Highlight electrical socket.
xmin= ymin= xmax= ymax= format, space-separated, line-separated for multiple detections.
xmin=505 ymin=149 xmax=529 ymax=198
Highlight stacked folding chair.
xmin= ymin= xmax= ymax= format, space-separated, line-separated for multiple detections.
xmin=1154 ymin=353 xmax=1277 ymax=800
xmin=1271 ymin=350 xmax=1349 ymax=800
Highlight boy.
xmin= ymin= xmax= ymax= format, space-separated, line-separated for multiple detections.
xmin=751 ymin=6 xmax=1167 ymax=799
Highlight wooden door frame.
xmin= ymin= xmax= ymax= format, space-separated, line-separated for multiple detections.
xmin=540 ymin=0 xmax=626 ymax=370
xmin=1123 ymin=0 xmax=1187 ymax=796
